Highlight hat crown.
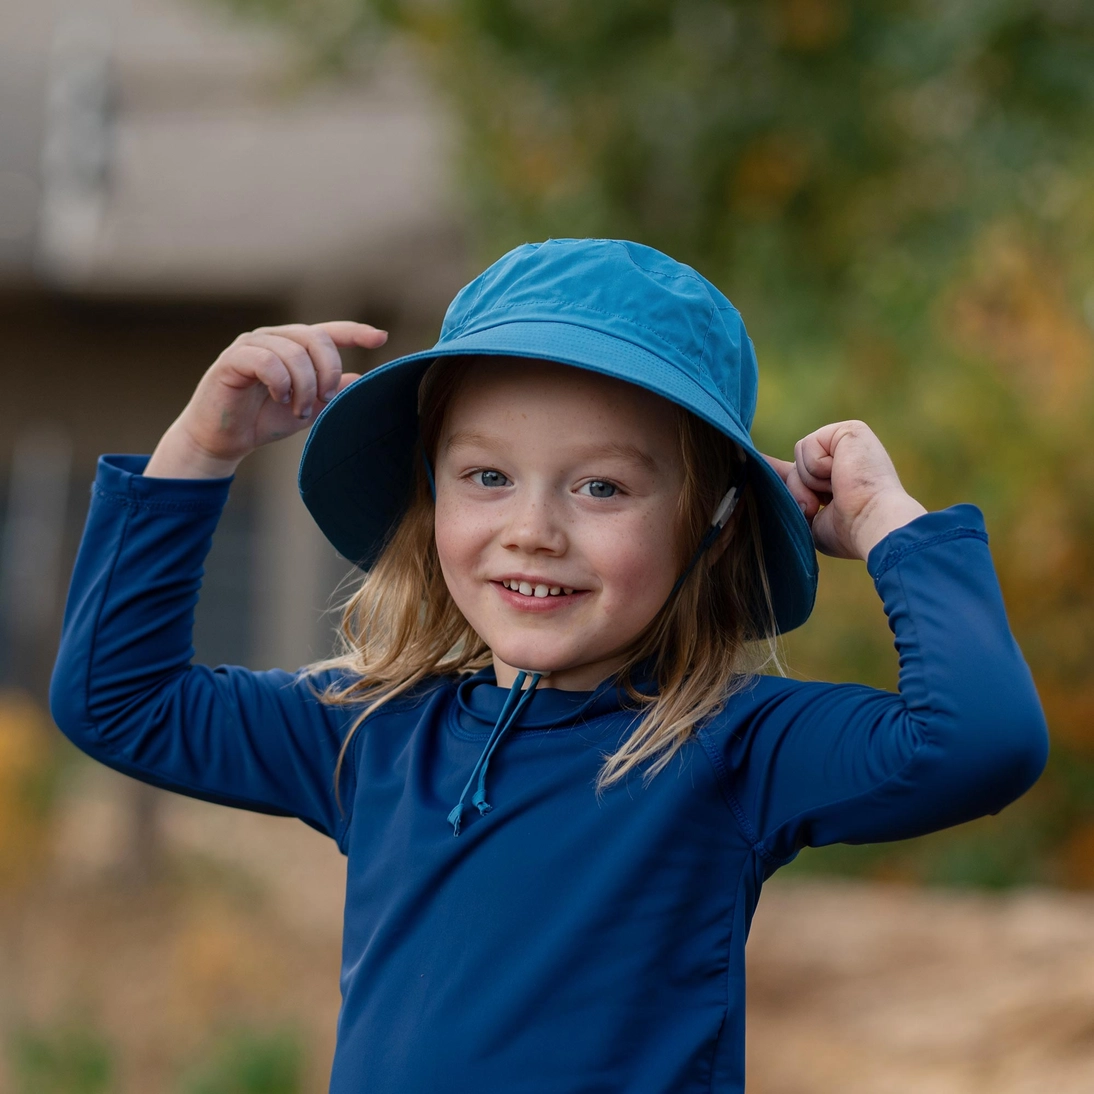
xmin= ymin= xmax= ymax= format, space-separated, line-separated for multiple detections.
xmin=438 ymin=239 xmax=759 ymax=430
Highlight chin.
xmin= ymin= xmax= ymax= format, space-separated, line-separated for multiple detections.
xmin=489 ymin=638 xmax=584 ymax=676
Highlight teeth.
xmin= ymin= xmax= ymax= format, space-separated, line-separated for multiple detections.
xmin=502 ymin=580 xmax=576 ymax=597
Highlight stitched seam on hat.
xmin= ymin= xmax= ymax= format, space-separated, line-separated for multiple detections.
xmin=620 ymin=246 xmax=712 ymax=290
xmin=872 ymin=528 xmax=988 ymax=581
xmin=449 ymin=303 xmax=691 ymax=358
xmin=696 ymin=306 xmax=720 ymax=388
xmin=466 ymin=269 xmax=491 ymax=318
xmin=446 ymin=303 xmax=698 ymax=361
xmin=447 ymin=244 xmax=546 ymax=339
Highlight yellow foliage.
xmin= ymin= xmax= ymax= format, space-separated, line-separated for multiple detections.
xmin=0 ymin=690 xmax=57 ymax=889
xmin=169 ymin=898 xmax=287 ymax=1031
xmin=732 ymin=133 xmax=811 ymax=218
xmin=775 ymin=0 xmax=849 ymax=52
xmin=948 ymin=226 xmax=1094 ymax=421
xmin=1057 ymin=821 xmax=1094 ymax=889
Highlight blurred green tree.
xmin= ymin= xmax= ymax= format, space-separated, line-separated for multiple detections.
xmin=179 ymin=1028 xmax=303 ymax=1094
xmin=10 ymin=1022 xmax=114 ymax=1094
xmin=208 ymin=0 xmax=1094 ymax=886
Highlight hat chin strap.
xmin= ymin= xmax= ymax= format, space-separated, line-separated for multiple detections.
xmin=667 ymin=463 xmax=748 ymax=599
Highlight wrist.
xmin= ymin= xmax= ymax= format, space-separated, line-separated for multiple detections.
xmin=143 ymin=423 xmax=242 ymax=480
xmin=852 ymin=492 xmax=929 ymax=560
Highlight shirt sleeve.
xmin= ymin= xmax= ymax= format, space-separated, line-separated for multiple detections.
xmin=50 ymin=454 xmax=356 ymax=846
xmin=708 ymin=503 xmax=1050 ymax=865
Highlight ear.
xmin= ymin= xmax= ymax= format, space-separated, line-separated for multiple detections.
xmin=706 ymin=506 xmax=743 ymax=566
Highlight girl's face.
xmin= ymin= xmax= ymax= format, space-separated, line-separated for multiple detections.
xmin=434 ymin=358 xmax=687 ymax=690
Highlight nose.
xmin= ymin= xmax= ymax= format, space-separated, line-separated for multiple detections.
xmin=501 ymin=486 xmax=568 ymax=556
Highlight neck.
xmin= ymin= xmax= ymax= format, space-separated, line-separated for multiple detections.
xmin=492 ymin=653 xmax=628 ymax=692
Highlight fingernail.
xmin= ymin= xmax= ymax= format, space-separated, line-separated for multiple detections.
xmin=798 ymin=501 xmax=807 ymax=515
xmin=298 ymin=406 xmax=312 ymax=420
xmin=280 ymin=392 xmax=291 ymax=404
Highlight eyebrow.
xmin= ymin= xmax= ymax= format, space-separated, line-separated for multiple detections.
xmin=445 ymin=430 xmax=659 ymax=472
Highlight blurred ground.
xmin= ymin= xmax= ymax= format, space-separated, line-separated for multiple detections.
xmin=5 ymin=757 xmax=1094 ymax=1092
xmin=747 ymin=881 xmax=1094 ymax=1094
xmin=2 ymin=759 xmax=347 ymax=1092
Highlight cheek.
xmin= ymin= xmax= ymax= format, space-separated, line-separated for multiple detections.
xmin=594 ymin=510 xmax=682 ymax=609
xmin=433 ymin=498 xmax=489 ymax=585
xmin=433 ymin=507 xmax=466 ymax=579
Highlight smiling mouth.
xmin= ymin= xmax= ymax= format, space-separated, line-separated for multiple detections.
xmin=499 ymin=579 xmax=577 ymax=599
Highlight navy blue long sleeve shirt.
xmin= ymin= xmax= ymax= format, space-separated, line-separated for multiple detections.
xmin=51 ymin=454 xmax=1049 ymax=1093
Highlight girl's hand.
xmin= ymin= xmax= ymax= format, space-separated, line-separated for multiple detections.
xmin=761 ymin=420 xmax=928 ymax=561
xmin=145 ymin=321 xmax=388 ymax=478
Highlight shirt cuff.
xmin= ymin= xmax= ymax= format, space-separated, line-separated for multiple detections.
xmin=866 ymin=503 xmax=989 ymax=582
xmin=94 ymin=453 xmax=234 ymax=511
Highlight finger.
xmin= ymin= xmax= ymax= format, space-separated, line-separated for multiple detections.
xmin=255 ymin=323 xmax=344 ymax=403
xmin=794 ymin=432 xmax=835 ymax=494
xmin=243 ymin=333 xmax=318 ymax=419
xmin=785 ymin=463 xmax=824 ymax=520
xmin=311 ymin=320 xmax=389 ymax=349
xmin=227 ymin=344 xmax=293 ymax=405
xmin=760 ymin=453 xmax=793 ymax=483
xmin=762 ymin=453 xmax=821 ymax=518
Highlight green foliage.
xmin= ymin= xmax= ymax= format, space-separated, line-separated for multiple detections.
xmin=9 ymin=1023 xmax=114 ymax=1094
xmin=178 ymin=1028 xmax=304 ymax=1094
xmin=203 ymin=0 xmax=1094 ymax=887
xmin=784 ymin=798 xmax=1058 ymax=890
xmin=205 ymin=0 xmax=382 ymax=73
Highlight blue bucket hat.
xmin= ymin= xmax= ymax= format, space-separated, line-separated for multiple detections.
xmin=299 ymin=238 xmax=818 ymax=634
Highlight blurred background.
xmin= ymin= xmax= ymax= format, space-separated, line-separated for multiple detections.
xmin=0 ymin=0 xmax=1092 ymax=1090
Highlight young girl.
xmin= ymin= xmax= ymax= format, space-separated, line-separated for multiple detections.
xmin=52 ymin=238 xmax=1048 ymax=1092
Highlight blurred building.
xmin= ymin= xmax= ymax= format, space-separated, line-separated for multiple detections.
xmin=0 ymin=0 xmax=471 ymax=693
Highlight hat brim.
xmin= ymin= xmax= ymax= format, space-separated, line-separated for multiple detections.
xmin=299 ymin=320 xmax=818 ymax=634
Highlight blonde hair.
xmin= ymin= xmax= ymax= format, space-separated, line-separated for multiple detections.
xmin=305 ymin=357 xmax=786 ymax=811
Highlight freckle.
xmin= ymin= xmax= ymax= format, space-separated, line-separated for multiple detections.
xmin=219 ymin=409 xmax=231 ymax=431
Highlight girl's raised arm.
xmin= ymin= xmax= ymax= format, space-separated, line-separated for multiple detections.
xmin=50 ymin=323 xmax=388 ymax=845
xmin=706 ymin=422 xmax=1049 ymax=864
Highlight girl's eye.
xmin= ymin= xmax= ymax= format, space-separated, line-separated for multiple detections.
xmin=472 ymin=469 xmax=509 ymax=488
xmin=580 ymin=480 xmax=617 ymax=499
